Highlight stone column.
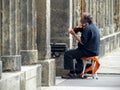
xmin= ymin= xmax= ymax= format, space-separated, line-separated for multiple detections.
xmin=36 ymin=0 xmax=55 ymax=86
xmin=1 ymin=0 xmax=21 ymax=72
xmin=20 ymin=0 xmax=38 ymax=65
xmin=51 ymin=0 xmax=70 ymax=76
xmin=103 ymin=0 xmax=109 ymax=36
xmin=0 ymin=0 xmax=2 ymax=57
xmin=0 ymin=0 xmax=2 ymax=78
xmin=69 ymin=0 xmax=73 ymax=49
xmin=36 ymin=0 xmax=51 ymax=60
xmin=92 ymin=0 xmax=97 ymax=24
xmin=0 ymin=61 xmax=2 ymax=78
xmin=99 ymin=0 xmax=105 ymax=37
xmin=118 ymin=0 xmax=119 ymax=31
xmin=109 ymin=0 xmax=114 ymax=34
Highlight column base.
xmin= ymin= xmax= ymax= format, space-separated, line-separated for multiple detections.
xmin=0 ymin=61 xmax=2 ymax=79
xmin=55 ymin=53 xmax=69 ymax=76
xmin=38 ymin=59 xmax=56 ymax=86
xmin=20 ymin=50 xmax=38 ymax=65
xmin=1 ymin=55 xmax=21 ymax=72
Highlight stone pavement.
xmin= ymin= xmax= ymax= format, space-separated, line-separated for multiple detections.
xmin=98 ymin=48 xmax=120 ymax=74
xmin=42 ymin=48 xmax=120 ymax=90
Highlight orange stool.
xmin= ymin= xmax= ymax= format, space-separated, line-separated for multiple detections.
xmin=81 ymin=56 xmax=100 ymax=79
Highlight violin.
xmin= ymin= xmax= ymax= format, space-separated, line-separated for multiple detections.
xmin=73 ymin=23 xmax=87 ymax=33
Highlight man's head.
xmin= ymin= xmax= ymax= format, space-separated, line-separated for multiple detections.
xmin=80 ymin=12 xmax=92 ymax=24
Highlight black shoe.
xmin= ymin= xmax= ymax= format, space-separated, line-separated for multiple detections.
xmin=77 ymin=75 xmax=88 ymax=79
xmin=61 ymin=73 xmax=78 ymax=79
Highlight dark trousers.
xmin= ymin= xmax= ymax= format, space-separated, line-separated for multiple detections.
xmin=64 ymin=48 xmax=84 ymax=74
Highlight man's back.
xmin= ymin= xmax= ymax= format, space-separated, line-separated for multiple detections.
xmin=78 ymin=22 xmax=100 ymax=56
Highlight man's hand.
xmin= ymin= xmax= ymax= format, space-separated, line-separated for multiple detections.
xmin=69 ymin=29 xmax=83 ymax=45
xmin=69 ymin=30 xmax=76 ymax=36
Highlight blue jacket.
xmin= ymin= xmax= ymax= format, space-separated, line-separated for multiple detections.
xmin=78 ymin=22 xmax=100 ymax=56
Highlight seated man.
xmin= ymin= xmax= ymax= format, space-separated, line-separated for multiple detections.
xmin=62 ymin=12 xmax=100 ymax=79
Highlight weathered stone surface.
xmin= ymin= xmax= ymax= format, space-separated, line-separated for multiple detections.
xmin=36 ymin=64 xmax=42 ymax=90
xmin=50 ymin=0 xmax=70 ymax=76
xmin=100 ymin=32 xmax=120 ymax=57
xmin=9 ymin=0 xmax=16 ymax=55
xmin=38 ymin=59 xmax=55 ymax=86
xmin=0 ymin=73 xmax=21 ymax=90
xmin=36 ymin=0 xmax=51 ymax=59
xmin=21 ymin=64 xmax=42 ymax=90
xmin=1 ymin=0 xmax=22 ymax=73
xmin=55 ymin=53 xmax=69 ymax=76
xmin=51 ymin=0 xmax=70 ymax=44
xmin=21 ymin=0 xmax=27 ymax=50
xmin=0 ymin=60 xmax=1 ymax=76
xmin=0 ymin=64 xmax=41 ymax=90
xmin=20 ymin=50 xmax=38 ymax=65
xmin=2 ymin=0 xmax=10 ymax=55
xmin=0 ymin=0 xmax=2 ymax=57
xmin=1 ymin=55 xmax=21 ymax=71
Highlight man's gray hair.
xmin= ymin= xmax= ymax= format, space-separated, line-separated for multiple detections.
xmin=83 ymin=12 xmax=93 ymax=23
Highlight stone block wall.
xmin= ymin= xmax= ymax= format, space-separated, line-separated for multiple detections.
xmin=0 ymin=64 xmax=41 ymax=90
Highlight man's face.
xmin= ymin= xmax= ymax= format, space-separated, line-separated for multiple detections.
xmin=80 ymin=15 xmax=85 ymax=24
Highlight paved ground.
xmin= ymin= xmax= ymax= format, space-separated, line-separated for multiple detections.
xmin=98 ymin=48 xmax=120 ymax=74
xmin=42 ymin=48 xmax=120 ymax=90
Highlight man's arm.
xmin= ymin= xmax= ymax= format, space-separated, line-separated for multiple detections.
xmin=69 ymin=29 xmax=83 ymax=45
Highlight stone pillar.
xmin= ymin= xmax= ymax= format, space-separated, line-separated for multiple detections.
xmin=20 ymin=0 xmax=38 ymax=65
xmin=69 ymin=0 xmax=73 ymax=49
xmin=99 ymin=0 xmax=105 ymax=37
xmin=1 ymin=0 xmax=21 ymax=72
xmin=109 ymin=0 xmax=114 ymax=34
xmin=0 ymin=0 xmax=2 ymax=57
xmin=0 ymin=61 xmax=2 ymax=78
xmin=103 ymin=0 xmax=109 ymax=36
xmin=51 ymin=0 xmax=70 ymax=76
xmin=0 ymin=0 xmax=2 ymax=78
xmin=119 ymin=0 xmax=120 ymax=31
xmin=92 ymin=0 xmax=97 ymax=24
xmin=36 ymin=0 xmax=51 ymax=60
xmin=114 ymin=0 xmax=119 ymax=32
xmin=36 ymin=0 xmax=55 ymax=86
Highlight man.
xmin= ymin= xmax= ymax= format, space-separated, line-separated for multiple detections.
xmin=62 ymin=12 xmax=100 ymax=79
